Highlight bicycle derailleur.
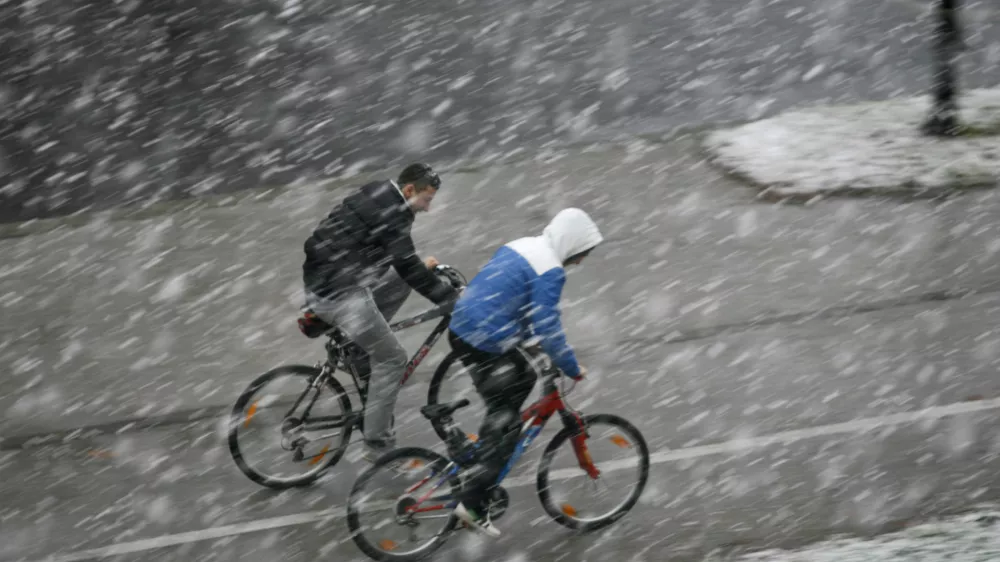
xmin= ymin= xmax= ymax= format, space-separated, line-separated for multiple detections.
xmin=280 ymin=417 xmax=310 ymax=461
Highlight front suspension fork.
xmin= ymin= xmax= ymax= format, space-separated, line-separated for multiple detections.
xmin=562 ymin=410 xmax=600 ymax=479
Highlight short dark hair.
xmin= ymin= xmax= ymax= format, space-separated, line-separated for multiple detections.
xmin=398 ymin=163 xmax=441 ymax=190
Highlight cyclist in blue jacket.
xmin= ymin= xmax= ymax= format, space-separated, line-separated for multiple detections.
xmin=446 ymin=207 xmax=604 ymax=537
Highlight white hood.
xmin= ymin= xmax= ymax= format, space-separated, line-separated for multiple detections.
xmin=543 ymin=208 xmax=604 ymax=263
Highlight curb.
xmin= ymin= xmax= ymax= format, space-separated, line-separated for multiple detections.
xmin=704 ymin=154 xmax=1000 ymax=206
xmin=703 ymin=143 xmax=1000 ymax=205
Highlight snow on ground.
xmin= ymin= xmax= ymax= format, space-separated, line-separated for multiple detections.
xmin=703 ymin=88 xmax=1000 ymax=199
xmin=722 ymin=506 xmax=1000 ymax=562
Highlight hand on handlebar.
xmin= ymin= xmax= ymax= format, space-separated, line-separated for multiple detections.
xmin=424 ymin=256 xmax=441 ymax=270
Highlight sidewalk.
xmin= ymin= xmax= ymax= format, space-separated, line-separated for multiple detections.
xmin=4 ymin=131 xmax=1000 ymax=446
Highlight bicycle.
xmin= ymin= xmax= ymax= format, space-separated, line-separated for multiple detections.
xmin=345 ymin=344 xmax=650 ymax=562
xmin=227 ymin=265 xmax=468 ymax=489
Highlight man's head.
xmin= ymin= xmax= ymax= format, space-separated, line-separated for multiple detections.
xmin=564 ymin=247 xmax=593 ymax=267
xmin=397 ymin=163 xmax=441 ymax=213
xmin=542 ymin=208 xmax=604 ymax=267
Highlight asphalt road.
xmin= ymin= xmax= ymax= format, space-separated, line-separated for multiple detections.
xmin=3 ymin=349 xmax=1000 ymax=562
xmin=5 ymin=136 xmax=1000 ymax=561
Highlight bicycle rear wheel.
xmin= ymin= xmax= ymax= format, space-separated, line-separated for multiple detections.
xmin=536 ymin=413 xmax=650 ymax=532
xmin=426 ymin=351 xmax=479 ymax=442
xmin=228 ymin=364 xmax=353 ymax=489
xmin=426 ymin=350 xmax=543 ymax=443
xmin=347 ymin=447 xmax=461 ymax=562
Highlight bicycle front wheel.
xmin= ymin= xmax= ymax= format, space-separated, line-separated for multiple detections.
xmin=536 ymin=413 xmax=650 ymax=532
xmin=228 ymin=364 xmax=353 ymax=489
xmin=347 ymin=447 xmax=462 ymax=562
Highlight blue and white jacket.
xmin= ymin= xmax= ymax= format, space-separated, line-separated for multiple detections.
xmin=449 ymin=208 xmax=604 ymax=379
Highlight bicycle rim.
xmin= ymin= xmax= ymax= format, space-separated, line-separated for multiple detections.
xmin=347 ymin=447 xmax=461 ymax=562
xmin=536 ymin=413 xmax=650 ymax=532
xmin=229 ymin=365 xmax=353 ymax=489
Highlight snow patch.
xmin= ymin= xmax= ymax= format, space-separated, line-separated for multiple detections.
xmin=704 ymin=88 xmax=1000 ymax=198
xmin=728 ymin=506 xmax=1000 ymax=562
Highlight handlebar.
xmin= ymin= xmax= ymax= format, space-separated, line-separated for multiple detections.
xmin=519 ymin=342 xmax=581 ymax=396
xmin=433 ymin=264 xmax=467 ymax=290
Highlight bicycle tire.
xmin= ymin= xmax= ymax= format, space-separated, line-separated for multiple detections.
xmin=536 ymin=413 xmax=650 ymax=532
xmin=346 ymin=447 xmax=461 ymax=562
xmin=228 ymin=364 xmax=353 ymax=489
xmin=425 ymin=350 xmax=462 ymax=441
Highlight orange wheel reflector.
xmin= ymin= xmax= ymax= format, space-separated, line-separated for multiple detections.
xmin=244 ymin=402 xmax=258 ymax=428
xmin=379 ymin=539 xmax=397 ymax=551
xmin=406 ymin=459 xmax=425 ymax=469
xmin=308 ymin=445 xmax=330 ymax=466
xmin=610 ymin=434 xmax=632 ymax=448
xmin=467 ymin=433 xmax=479 ymax=442
xmin=561 ymin=504 xmax=578 ymax=517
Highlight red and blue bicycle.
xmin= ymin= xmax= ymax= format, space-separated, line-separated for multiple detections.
xmin=346 ymin=344 xmax=650 ymax=561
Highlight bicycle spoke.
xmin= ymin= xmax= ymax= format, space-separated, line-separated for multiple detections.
xmin=229 ymin=368 xmax=350 ymax=488
xmin=347 ymin=448 xmax=461 ymax=559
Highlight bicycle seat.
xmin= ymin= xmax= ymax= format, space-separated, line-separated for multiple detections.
xmin=420 ymin=399 xmax=471 ymax=421
xmin=297 ymin=309 xmax=335 ymax=339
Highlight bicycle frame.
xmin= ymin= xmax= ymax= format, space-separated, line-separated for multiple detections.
xmin=391 ymin=304 xmax=452 ymax=386
xmin=292 ymin=303 xmax=452 ymax=434
xmin=499 ymin=374 xmax=601 ymax=482
xmin=403 ymin=372 xmax=601 ymax=516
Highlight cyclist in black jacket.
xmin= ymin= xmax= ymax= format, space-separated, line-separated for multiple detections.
xmin=302 ymin=163 xmax=459 ymax=461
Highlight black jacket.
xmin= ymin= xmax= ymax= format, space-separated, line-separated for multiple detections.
xmin=302 ymin=180 xmax=457 ymax=304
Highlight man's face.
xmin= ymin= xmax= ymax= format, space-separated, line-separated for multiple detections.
xmin=564 ymin=248 xmax=594 ymax=267
xmin=402 ymin=184 xmax=438 ymax=213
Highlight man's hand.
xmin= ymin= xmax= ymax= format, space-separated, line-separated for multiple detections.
xmin=424 ymin=256 xmax=440 ymax=270
xmin=574 ymin=365 xmax=588 ymax=381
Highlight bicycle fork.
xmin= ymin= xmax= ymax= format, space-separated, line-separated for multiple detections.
xmin=561 ymin=410 xmax=601 ymax=479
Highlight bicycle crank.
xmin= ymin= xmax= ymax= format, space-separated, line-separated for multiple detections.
xmin=487 ymin=486 xmax=510 ymax=520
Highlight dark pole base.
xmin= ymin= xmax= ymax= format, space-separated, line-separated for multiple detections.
xmin=921 ymin=112 xmax=963 ymax=137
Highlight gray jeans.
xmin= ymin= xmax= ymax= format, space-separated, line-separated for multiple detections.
xmin=304 ymin=268 xmax=411 ymax=449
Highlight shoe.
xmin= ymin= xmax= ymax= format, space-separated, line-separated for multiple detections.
xmin=454 ymin=503 xmax=501 ymax=538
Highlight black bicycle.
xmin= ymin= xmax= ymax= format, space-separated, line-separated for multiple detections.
xmin=228 ymin=265 xmax=467 ymax=489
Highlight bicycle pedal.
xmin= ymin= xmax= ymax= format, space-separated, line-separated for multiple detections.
xmin=292 ymin=449 xmax=305 ymax=462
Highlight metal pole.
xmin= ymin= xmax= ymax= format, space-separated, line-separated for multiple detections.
xmin=922 ymin=0 xmax=964 ymax=136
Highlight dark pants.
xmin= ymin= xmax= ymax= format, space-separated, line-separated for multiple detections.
xmin=448 ymin=330 xmax=537 ymax=512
